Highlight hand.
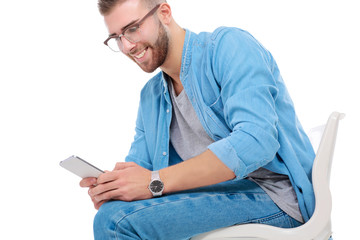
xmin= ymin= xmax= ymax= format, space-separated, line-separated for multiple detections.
xmin=81 ymin=162 xmax=152 ymax=209
xmin=80 ymin=177 xmax=105 ymax=210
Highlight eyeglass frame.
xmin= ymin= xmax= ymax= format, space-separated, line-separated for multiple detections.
xmin=103 ymin=4 xmax=161 ymax=52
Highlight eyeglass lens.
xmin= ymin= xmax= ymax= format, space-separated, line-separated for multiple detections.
xmin=107 ymin=27 xmax=141 ymax=52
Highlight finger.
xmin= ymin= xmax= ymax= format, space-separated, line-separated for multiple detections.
xmin=89 ymin=190 xmax=107 ymax=210
xmin=88 ymin=185 xmax=96 ymax=196
xmin=97 ymin=170 xmax=121 ymax=184
xmin=89 ymin=179 xmax=121 ymax=197
xmin=94 ymin=187 xmax=124 ymax=203
xmin=94 ymin=200 xmax=107 ymax=210
xmin=80 ymin=177 xmax=97 ymax=188
xmin=113 ymin=162 xmax=136 ymax=171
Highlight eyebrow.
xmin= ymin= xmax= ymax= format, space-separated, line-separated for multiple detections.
xmin=109 ymin=18 xmax=140 ymax=36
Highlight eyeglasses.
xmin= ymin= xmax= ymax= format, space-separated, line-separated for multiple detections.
xmin=104 ymin=4 xmax=161 ymax=52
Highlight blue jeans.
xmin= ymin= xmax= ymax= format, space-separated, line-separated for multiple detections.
xmin=94 ymin=179 xmax=302 ymax=240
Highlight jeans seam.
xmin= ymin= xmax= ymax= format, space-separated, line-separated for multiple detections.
xmin=258 ymin=211 xmax=284 ymax=223
xmin=243 ymin=211 xmax=285 ymax=224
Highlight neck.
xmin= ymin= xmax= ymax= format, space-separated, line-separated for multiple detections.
xmin=160 ymin=24 xmax=186 ymax=85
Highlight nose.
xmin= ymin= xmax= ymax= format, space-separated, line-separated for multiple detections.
xmin=120 ymin=37 xmax=136 ymax=54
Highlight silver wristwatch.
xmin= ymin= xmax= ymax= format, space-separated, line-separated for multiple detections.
xmin=148 ymin=171 xmax=164 ymax=197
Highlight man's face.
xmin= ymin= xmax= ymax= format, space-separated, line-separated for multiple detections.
xmin=104 ymin=1 xmax=169 ymax=73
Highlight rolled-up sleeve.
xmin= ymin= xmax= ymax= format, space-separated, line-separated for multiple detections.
xmin=207 ymin=28 xmax=280 ymax=179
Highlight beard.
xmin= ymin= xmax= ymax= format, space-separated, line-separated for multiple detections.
xmin=130 ymin=21 xmax=169 ymax=73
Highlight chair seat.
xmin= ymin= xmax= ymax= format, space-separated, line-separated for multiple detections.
xmin=192 ymin=219 xmax=332 ymax=240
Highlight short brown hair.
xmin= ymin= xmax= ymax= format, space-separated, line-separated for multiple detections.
xmin=98 ymin=0 xmax=166 ymax=16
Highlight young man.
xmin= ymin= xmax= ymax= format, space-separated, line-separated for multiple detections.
xmin=80 ymin=0 xmax=316 ymax=239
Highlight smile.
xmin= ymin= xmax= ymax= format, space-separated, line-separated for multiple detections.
xmin=133 ymin=48 xmax=147 ymax=59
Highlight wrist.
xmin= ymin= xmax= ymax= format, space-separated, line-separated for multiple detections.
xmin=159 ymin=167 xmax=177 ymax=194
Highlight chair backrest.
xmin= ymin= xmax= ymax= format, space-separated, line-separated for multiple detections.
xmin=304 ymin=112 xmax=345 ymax=235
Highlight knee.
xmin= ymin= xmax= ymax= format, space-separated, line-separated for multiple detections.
xmin=93 ymin=202 xmax=116 ymax=239
xmin=93 ymin=201 xmax=142 ymax=240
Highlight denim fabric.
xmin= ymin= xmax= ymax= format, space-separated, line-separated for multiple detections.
xmin=94 ymin=180 xmax=302 ymax=240
xmin=125 ymin=27 xmax=315 ymax=221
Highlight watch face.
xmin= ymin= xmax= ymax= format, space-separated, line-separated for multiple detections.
xmin=150 ymin=180 xmax=164 ymax=193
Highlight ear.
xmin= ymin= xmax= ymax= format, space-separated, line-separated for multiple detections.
xmin=157 ymin=3 xmax=172 ymax=25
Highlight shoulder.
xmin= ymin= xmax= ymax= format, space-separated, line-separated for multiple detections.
xmin=188 ymin=27 xmax=261 ymax=64
xmin=210 ymin=27 xmax=266 ymax=52
xmin=192 ymin=26 xmax=270 ymax=66
xmin=207 ymin=27 xmax=273 ymax=69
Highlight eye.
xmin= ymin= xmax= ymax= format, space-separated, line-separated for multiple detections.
xmin=126 ymin=25 xmax=139 ymax=34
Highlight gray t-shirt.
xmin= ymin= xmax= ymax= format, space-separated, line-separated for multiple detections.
xmin=168 ymin=80 xmax=304 ymax=223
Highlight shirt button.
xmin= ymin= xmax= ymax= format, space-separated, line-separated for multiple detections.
xmin=163 ymin=152 xmax=167 ymax=156
xmin=166 ymin=109 xmax=170 ymax=113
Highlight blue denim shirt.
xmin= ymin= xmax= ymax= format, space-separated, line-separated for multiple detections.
xmin=125 ymin=27 xmax=316 ymax=222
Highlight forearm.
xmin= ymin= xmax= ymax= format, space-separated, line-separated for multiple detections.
xmin=159 ymin=149 xmax=236 ymax=194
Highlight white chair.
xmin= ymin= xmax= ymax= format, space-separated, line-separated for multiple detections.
xmin=192 ymin=112 xmax=345 ymax=240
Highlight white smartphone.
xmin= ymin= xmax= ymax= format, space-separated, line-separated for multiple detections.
xmin=60 ymin=155 xmax=104 ymax=179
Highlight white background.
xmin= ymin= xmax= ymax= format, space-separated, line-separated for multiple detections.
xmin=0 ymin=0 xmax=359 ymax=239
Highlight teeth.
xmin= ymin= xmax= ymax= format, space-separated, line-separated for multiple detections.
xmin=135 ymin=49 xmax=146 ymax=59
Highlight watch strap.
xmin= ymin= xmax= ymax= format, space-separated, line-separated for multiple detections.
xmin=151 ymin=170 xmax=161 ymax=181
